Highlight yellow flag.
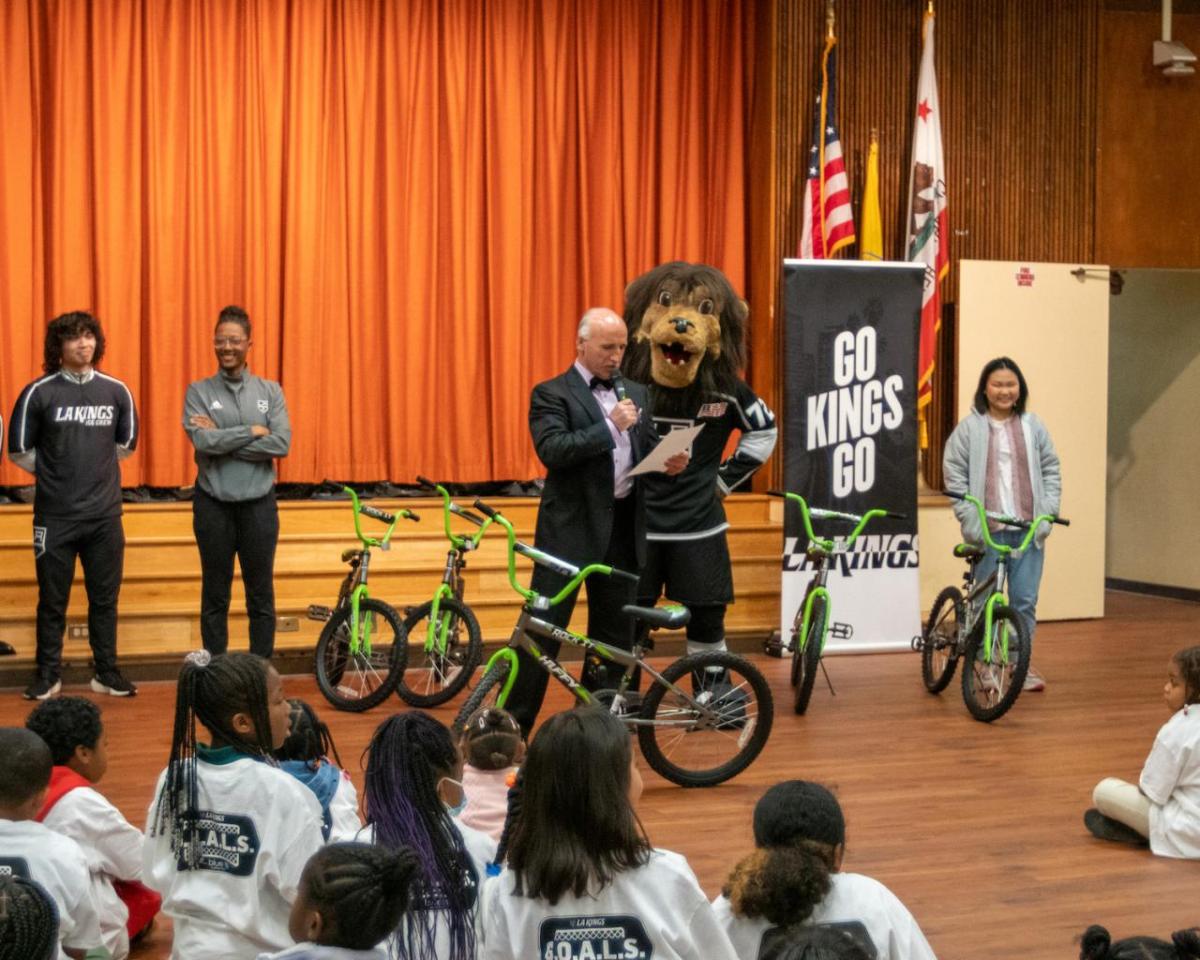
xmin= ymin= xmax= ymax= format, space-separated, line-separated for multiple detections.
xmin=861 ymin=131 xmax=883 ymax=261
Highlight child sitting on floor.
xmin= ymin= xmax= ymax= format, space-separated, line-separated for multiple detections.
xmin=1079 ymin=924 xmax=1200 ymax=959
xmin=275 ymin=698 xmax=362 ymax=842
xmin=0 ymin=727 xmax=105 ymax=960
xmin=713 ymin=780 xmax=936 ymax=960
xmin=0 ymin=874 xmax=60 ymax=960
xmin=1086 ymin=645 xmax=1200 ymax=856
xmin=457 ymin=706 xmax=523 ymax=842
xmin=26 ymin=695 xmax=161 ymax=959
xmin=144 ymin=651 xmax=324 ymax=960
xmin=256 ymin=842 xmax=420 ymax=960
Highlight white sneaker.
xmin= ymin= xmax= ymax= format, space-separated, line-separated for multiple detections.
xmin=1023 ymin=667 xmax=1046 ymax=692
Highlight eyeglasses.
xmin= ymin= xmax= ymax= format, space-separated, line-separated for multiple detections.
xmin=213 ymin=337 xmax=248 ymax=347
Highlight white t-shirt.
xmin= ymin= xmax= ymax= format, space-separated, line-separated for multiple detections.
xmin=42 ymin=783 xmax=147 ymax=959
xmin=144 ymin=753 xmax=325 ymax=960
xmin=256 ymin=944 xmax=389 ymax=959
xmin=712 ymin=872 xmax=937 ymax=960
xmin=0 ymin=817 xmax=106 ymax=960
xmin=329 ymin=773 xmax=363 ymax=843
xmin=481 ymin=848 xmax=738 ymax=960
xmin=1140 ymin=706 xmax=1200 ymax=858
xmin=357 ymin=816 xmax=497 ymax=959
xmin=987 ymin=416 xmax=1016 ymax=518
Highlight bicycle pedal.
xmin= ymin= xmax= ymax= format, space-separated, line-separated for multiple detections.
xmin=763 ymin=638 xmax=785 ymax=658
xmin=910 ymin=635 xmax=924 ymax=652
xmin=307 ymin=604 xmax=333 ymax=623
xmin=828 ymin=622 xmax=854 ymax=641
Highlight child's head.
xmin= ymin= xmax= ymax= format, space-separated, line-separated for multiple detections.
xmin=25 ymin=696 xmax=107 ymax=782
xmin=289 ymin=842 xmax=419 ymax=950
xmin=0 ymin=727 xmax=52 ymax=819
xmin=276 ymin=698 xmax=342 ymax=768
xmin=460 ymin=706 xmax=523 ymax=771
xmin=152 ymin=652 xmax=291 ymax=867
xmin=761 ymin=926 xmax=873 ymax=960
xmin=723 ymin=781 xmax=846 ymax=928
xmin=506 ymin=706 xmax=650 ymax=904
xmin=1080 ymin=924 xmax=1200 ymax=960
xmin=364 ymin=711 xmax=476 ymax=960
xmin=0 ymin=875 xmax=59 ymax=960
xmin=1166 ymin=646 xmax=1200 ymax=712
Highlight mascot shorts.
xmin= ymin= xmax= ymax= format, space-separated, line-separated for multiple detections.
xmin=638 ymin=532 xmax=734 ymax=606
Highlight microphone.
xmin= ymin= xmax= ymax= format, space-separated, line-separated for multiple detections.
xmin=612 ymin=373 xmax=627 ymax=401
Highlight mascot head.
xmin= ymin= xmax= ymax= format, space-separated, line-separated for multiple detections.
xmin=622 ymin=261 xmax=747 ymax=395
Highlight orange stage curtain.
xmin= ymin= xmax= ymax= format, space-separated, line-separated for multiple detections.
xmin=0 ymin=0 xmax=755 ymax=487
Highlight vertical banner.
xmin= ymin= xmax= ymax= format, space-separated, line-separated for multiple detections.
xmin=781 ymin=261 xmax=924 ymax=652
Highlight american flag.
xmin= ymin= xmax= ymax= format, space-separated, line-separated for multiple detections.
xmin=798 ymin=36 xmax=855 ymax=259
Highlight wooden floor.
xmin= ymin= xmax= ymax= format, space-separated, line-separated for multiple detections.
xmin=3 ymin=590 xmax=1197 ymax=959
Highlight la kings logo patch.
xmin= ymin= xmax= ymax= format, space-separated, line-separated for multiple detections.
xmin=0 ymin=858 xmax=31 ymax=879
xmin=257 ymin=399 xmax=269 ymax=413
xmin=539 ymin=915 xmax=653 ymax=960
xmin=32 ymin=526 xmax=47 ymax=560
xmin=177 ymin=811 xmax=261 ymax=876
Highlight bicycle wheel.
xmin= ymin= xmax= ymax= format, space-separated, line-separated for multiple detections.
xmin=793 ymin=595 xmax=826 ymax=715
xmin=314 ymin=598 xmax=408 ymax=712
xmin=637 ymin=651 xmax=774 ymax=788
xmin=960 ymin=604 xmax=1030 ymax=722
xmin=921 ymin=586 xmax=963 ymax=694
xmin=397 ymin=597 xmax=484 ymax=707
xmin=451 ymin=658 xmax=513 ymax=737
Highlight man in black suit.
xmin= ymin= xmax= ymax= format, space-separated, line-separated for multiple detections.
xmin=507 ymin=307 xmax=686 ymax=732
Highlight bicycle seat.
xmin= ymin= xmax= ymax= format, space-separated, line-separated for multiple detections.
xmin=341 ymin=548 xmax=363 ymax=563
xmin=622 ymin=604 xmax=690 ymax=630
xmin=953 ymin=543 xmax=985 ymax=561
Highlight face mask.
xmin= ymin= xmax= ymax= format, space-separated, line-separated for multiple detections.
xmin=439 ymin=776 xmax=466 ymax=817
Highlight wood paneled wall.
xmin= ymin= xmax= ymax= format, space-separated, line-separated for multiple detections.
xmin=747 ymin=0 xmax=1199 ymax=490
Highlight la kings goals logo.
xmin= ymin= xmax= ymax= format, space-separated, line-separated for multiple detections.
xmin=177 ymin=811 xmax=261 ymax=876
xmin=539 ymin=915 xmax=653 ymax=960
xmin=782 ymin=533 xmax=918 ymax=575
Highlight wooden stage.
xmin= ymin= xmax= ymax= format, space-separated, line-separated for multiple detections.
xmin=1 ymin=590 xmax=1197 ymax=959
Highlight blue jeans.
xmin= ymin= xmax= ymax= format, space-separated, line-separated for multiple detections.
xmin=972 ymin=528 xmax=1045 ymax=648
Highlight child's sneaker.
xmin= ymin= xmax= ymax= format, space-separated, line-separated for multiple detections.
xmin=23 ymin=676 xmax=62 ymax=700
xmin=91 ymin=670 xmax=138 ymax=697
xmin=1084 ymin=808 xmax=1147 ymax=846
xmin=1023 ymin=667 xmax=1046 ymax=692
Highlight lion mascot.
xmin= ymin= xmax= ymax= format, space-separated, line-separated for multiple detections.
xmin=621 ymin=261 xmax=777 ymax=662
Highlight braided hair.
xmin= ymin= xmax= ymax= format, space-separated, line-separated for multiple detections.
xmin=25 ymin=696 xmax=102 ymax=766
xmin=1080 ymin=925 xmax=1200 ymax=960
xmin=1172 ymin=646 xmax=1200 ymax=705
xmin=299 ymin=842 xmax=419 ymax=950
xmin=150 ymin=652 xmax=278 ymax=869
xmin=276 ymin=698 xmax=343 ymax=768
xmin=0 ymin=875 xmax=59 ymax=960
xmin=363 ymin=711 xmax=477 ymax=960
xmin=461 ymin=706 xmax=522 ymax=771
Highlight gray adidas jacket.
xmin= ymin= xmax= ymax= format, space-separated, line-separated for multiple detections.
xmin=183 ymin=370 xmax=291 ymax=501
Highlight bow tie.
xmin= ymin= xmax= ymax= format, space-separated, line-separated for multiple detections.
xmin=589 ymin=376 xmax=615 ymax=391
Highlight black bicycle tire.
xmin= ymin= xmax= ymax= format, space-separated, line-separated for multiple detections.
xmin=960 ymin=604 xmax=1030 ymax=722
xmin=637 ymin=651 xmax=774 ymax=788
xmin=793 ymin=596 xmax=826 ymax=715
xmin=789 ymin=597 xmax=806 ymax=688
xmin=922 ymin=586 xmax=963 ymax=694
xmin=397 ymin=597 xmax=484 ymax=707
xmin=451 ymin=659 xmax=513 ymax=737
xmin=314 ymin=598 xmax=408 ymax=712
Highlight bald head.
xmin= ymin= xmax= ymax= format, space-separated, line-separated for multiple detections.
xmin=576 ymin=308 xmax=627 ymax=379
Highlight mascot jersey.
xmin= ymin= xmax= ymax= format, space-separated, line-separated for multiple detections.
xmin=644 ymin=380 xmax=776 ymax=540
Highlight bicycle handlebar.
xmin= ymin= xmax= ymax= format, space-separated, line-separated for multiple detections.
xmin=360 ymin=504 xmax=395 ymax=524
xmin=942 ymin=490 xmax=1069 ymax=553
xmin=769 ymin=489 xmax=904 ymax=553
xmin=415 ymin=475 xmax=437 ymax=490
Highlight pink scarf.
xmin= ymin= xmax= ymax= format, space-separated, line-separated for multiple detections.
xmin=985 ymin=415 xmax=1033 ymax=530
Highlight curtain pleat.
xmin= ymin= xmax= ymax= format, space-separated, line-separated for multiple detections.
xmin=0 ymin=0 xmax=754 ymax=486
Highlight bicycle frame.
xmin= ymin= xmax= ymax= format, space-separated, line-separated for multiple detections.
xmin=339 ymin=487 xmax=412 ymax=656
xmin=775 ymin=492 xmax=893 ymax=657
xmin=952 ymin=492 xmax=1058 ymax=663
xmin=471 ymin=501 xmax=729 ymax=730
xmin=418 ymin=478 xmax=493 ymax=655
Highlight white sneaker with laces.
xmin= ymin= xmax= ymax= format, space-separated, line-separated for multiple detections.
xmin=1023 ymin=667 xmax=1046 ymax=692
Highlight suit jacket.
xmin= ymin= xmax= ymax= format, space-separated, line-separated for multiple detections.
xmin=529 ymin=367 xmax=654 ymax=569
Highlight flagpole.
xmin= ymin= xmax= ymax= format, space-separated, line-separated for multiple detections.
xmin=827 ymin=0 xmax=836 ymax=39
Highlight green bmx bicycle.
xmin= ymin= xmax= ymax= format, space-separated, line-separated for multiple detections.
xmin=395 ymin=477 xmax=488 ymax=707
xmin=917 ymin=491 xmax=1069 ymax=722
xmin=307 ymin=487 xmax=418 ymax=712
xmin=766 ymin=490 xmax=906 ymax=715
xmin=452 ymin=499 xmax=774 ymax=788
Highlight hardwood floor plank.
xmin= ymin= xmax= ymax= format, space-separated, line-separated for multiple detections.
xmin=2 ymin=591 xmax=1196 ymax=958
